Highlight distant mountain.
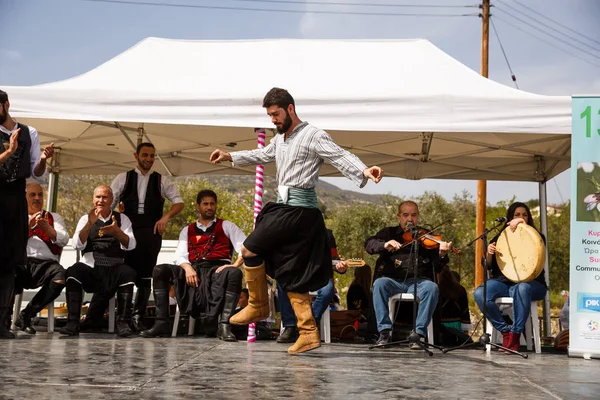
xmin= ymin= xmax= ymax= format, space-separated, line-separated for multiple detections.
xmin=201 ymin=175 xmax=394 ymax=209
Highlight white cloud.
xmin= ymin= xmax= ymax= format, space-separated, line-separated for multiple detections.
xmin=1 ymin=49 xmax=23 ymax=61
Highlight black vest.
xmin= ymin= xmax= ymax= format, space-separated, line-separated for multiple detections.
xmin=0 ymin=123 xmax=32 ymax=184
xmin=82 ymin=212 xmax=125 ymax=265
xmin=120 ymin=170 xmax=164 ymax=228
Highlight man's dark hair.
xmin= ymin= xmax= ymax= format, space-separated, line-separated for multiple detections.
xmin=136 ymin=142 xmax=155 ymax=154
xmin=262 ymin=87 xmax=295 ymax=110
xmin=196 ymin=189 xmax=217 ymax=204
xmin=240 ymin=288 xmax=249 ymax=297
xmin=0 ymin=90 xmax=8 ymax=104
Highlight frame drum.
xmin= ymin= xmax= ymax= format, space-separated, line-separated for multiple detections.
xmin=495 ymin=224 xmax=545 ymax=283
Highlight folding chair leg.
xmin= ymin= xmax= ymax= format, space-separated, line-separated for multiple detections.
xmin=530 ymin=302 xmax=541 ymax=354
xmin=11 ymin=294 xmax=23 ymax=331
xmin=321 ymin=308 xmax=331 ymax=344
xmin=188 ymin=316 xmax=195 ymax=336
xmin=172 ymin=306 xmax=181 ymax=337
xmin=47 ymin=303 xmax=54 ymax=333
xmin=108 ymin=296 xmax=116 ymax=334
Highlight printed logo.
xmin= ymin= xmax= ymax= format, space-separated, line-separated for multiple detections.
xmin=576 ymin=293 xmax=600 ymax=313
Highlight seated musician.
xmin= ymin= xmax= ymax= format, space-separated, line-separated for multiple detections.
xmin=364 ymin=201 xmax=452 ymax=348
xmin=14 ymin=183 xmax=69 ymax=334
xmin=141 ymin=189 xmax=247 ymax=341
xmin=474 ymin=202 xmax=547 ymax=354
xmin=277 ymin=228 xmax=347 ymax=343
xmin=60 ymin=185 xmax=137 ymax=337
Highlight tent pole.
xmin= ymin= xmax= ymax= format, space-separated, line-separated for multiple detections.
xmin=539 ymin=180 xmax=552 ymax=338
xmin=475 ymin=0 xmax=490 ymax=287
xmin=46 ymin=149 xmax=59 ymax=212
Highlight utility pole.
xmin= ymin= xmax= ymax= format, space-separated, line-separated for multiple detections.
xmin=475 ymin=0 xmax=490 ymax=287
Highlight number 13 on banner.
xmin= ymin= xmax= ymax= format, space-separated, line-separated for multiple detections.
xmin=580 ymin=105 xmax=600 ymax=138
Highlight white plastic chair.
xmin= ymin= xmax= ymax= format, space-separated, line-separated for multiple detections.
xmin=11 ymin=292 xmax=56 ymax=333
xmin=388 ymin=293 xmax=435 ymax=344
xmin=485 ymin=297 xmax=541 ymax=354
xmin=309 ymin=291 xmax=331 ymax=343
xmin=172 ymin=303 xmax=196 ymax=337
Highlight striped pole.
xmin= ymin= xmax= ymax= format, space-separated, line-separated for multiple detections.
xmin=249 ymin=128 xmax=267 ymax=341
xmin=253 ymin=128 xmax=267 ymax=227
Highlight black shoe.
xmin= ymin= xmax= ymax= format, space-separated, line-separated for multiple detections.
xmin=277 ymin=326 xmax=299 ymax=343
xmin=59 ymin=321 xmax=80 ymax=336
xmin=216 ymin=291 xmax=239 ymax=342
xmin=0 ymin=323 xmax=15 ymax=339
xmin=116 ymin=318 xmax=133 ymax=337
xmin=375 ymin=329 xmax=391 ymax=346
xmin=130 ymin=314 xmax=148 ymax=332
xmin=140 ymin=320 xmax=171 ymax=338
xmin=15 ymin=310 xmax=36 ymax=334
xmin=80 ymin=317 xmax=105 ymax=332
xmin=217 ymin=323 xmax=237 ymax=342
xmin=140 ymin=289 xmax=171 ymax=338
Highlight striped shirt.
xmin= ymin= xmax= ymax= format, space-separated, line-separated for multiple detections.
xmin=231 ymin=122 xmax=368 ymax=189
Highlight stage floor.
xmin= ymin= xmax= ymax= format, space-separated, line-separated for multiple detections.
xmin=1 ymin=333 xmax=597 ymax=399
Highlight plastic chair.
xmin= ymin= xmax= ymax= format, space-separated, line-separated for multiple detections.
xmin=171 ymin=303 xmax=196 ymax=337
xmin=485 ymin=297 xmax=541 ymax=354
xmin=388 ymin=293 xmax=435 ymax=344
xmin=309 ymin=291 xmax=331 ymax=343
xmin=11 ymin=292 xmax=56 ymax=333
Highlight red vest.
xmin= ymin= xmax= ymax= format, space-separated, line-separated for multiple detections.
xmin=28 ymin=211 xmax=63 ymax=256
xmin=187 ymin=219 xmax=232 ymax=262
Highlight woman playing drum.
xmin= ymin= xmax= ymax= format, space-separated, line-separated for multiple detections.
xmin=474 ymin=202 xmax=547 ymax=354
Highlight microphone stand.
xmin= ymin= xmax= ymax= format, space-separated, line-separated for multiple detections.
xmin=369 ymin=223 xmax=445 ymax=356
xmin=442 ymin=220 xmax=528 ymax=358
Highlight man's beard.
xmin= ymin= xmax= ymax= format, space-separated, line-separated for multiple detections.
xmin=275 ymin=111 xmax=293 ymax=134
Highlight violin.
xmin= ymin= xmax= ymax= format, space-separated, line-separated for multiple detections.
xmin=401 ymin=227 xmax=462 ymax=255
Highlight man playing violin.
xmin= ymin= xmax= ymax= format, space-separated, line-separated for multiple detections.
xmin=364 ymin=201 xmax=452 ymax=348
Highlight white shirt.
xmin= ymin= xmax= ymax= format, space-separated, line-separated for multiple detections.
xmin=110 ymin=168 xmax=183 ymax=214
xmin=231 ymin=122 xmax=367 ymax=189
xmin=0 ymin=122 xmax=44 ymax=179
xmin=175 ymin=218 xmax=247 ymax=266
xmin=27 ymin=211 xmax=69 ymax=262
xmin=73 ymin=211 xmax=136 ymax=268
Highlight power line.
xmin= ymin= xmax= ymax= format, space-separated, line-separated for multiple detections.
xmin=231 ymin=0 xmax=477 ymax=8
xmin=79 ymin=0 xmax=478 ymax=17
xmin=496 ymin=0 xmax=600 ymax=55
xmin=494 ymin=6 xmax=600 ymax=62
xmin=493 ymin=15 xmax=600 ymax=69
xmin=504 ymin=0 xmax=600 ymax=47
xmin=490 ymin=17 xmax=518 ymax=89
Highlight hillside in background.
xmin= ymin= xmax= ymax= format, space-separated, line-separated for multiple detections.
xmin=200 ymin=175 xmax=396 ymax=209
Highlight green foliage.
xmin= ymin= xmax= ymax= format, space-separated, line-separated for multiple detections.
xmin=51 ymin=174 xmax=571 ymax=297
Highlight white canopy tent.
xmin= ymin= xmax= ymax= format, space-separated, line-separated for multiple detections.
xmin=3 ymin=37 xmax=570 ymax=181
xmin=1 ymin=38 xmax=572 ymax=334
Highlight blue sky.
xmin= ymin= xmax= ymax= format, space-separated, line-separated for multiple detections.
xmin=1 ymin=0 xmax=599 ymax=205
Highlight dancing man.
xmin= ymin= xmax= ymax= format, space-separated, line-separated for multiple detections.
xmin=210 ymin=87 xmax=382 ymax=354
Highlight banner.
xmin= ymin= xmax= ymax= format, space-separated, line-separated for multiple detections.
xmin=570 ymin=96 xmax=600 ymax=359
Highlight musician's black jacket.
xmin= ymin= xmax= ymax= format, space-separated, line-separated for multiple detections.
xmin=364 ymin=225 xmax=449 ymax=283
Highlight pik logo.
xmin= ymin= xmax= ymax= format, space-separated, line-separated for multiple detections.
xmin=577 ymin=293 xmax=600 ymax=313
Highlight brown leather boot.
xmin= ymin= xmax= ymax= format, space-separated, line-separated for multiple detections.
xmin=229 ymin=263 xmax=269 ymax=325
xmin=287 ymin=292 xmax=321 ymax=355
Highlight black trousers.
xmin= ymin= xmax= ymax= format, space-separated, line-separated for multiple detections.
xmin=66 ymin=262 xmax=137 ymax=295
xmin=153 ymin=262 xmax=242 ymax=319
xmin=0 ymin=179 xmax=28 ymax=319
xmin=125 ymin=224 xmax=162 ymax=287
